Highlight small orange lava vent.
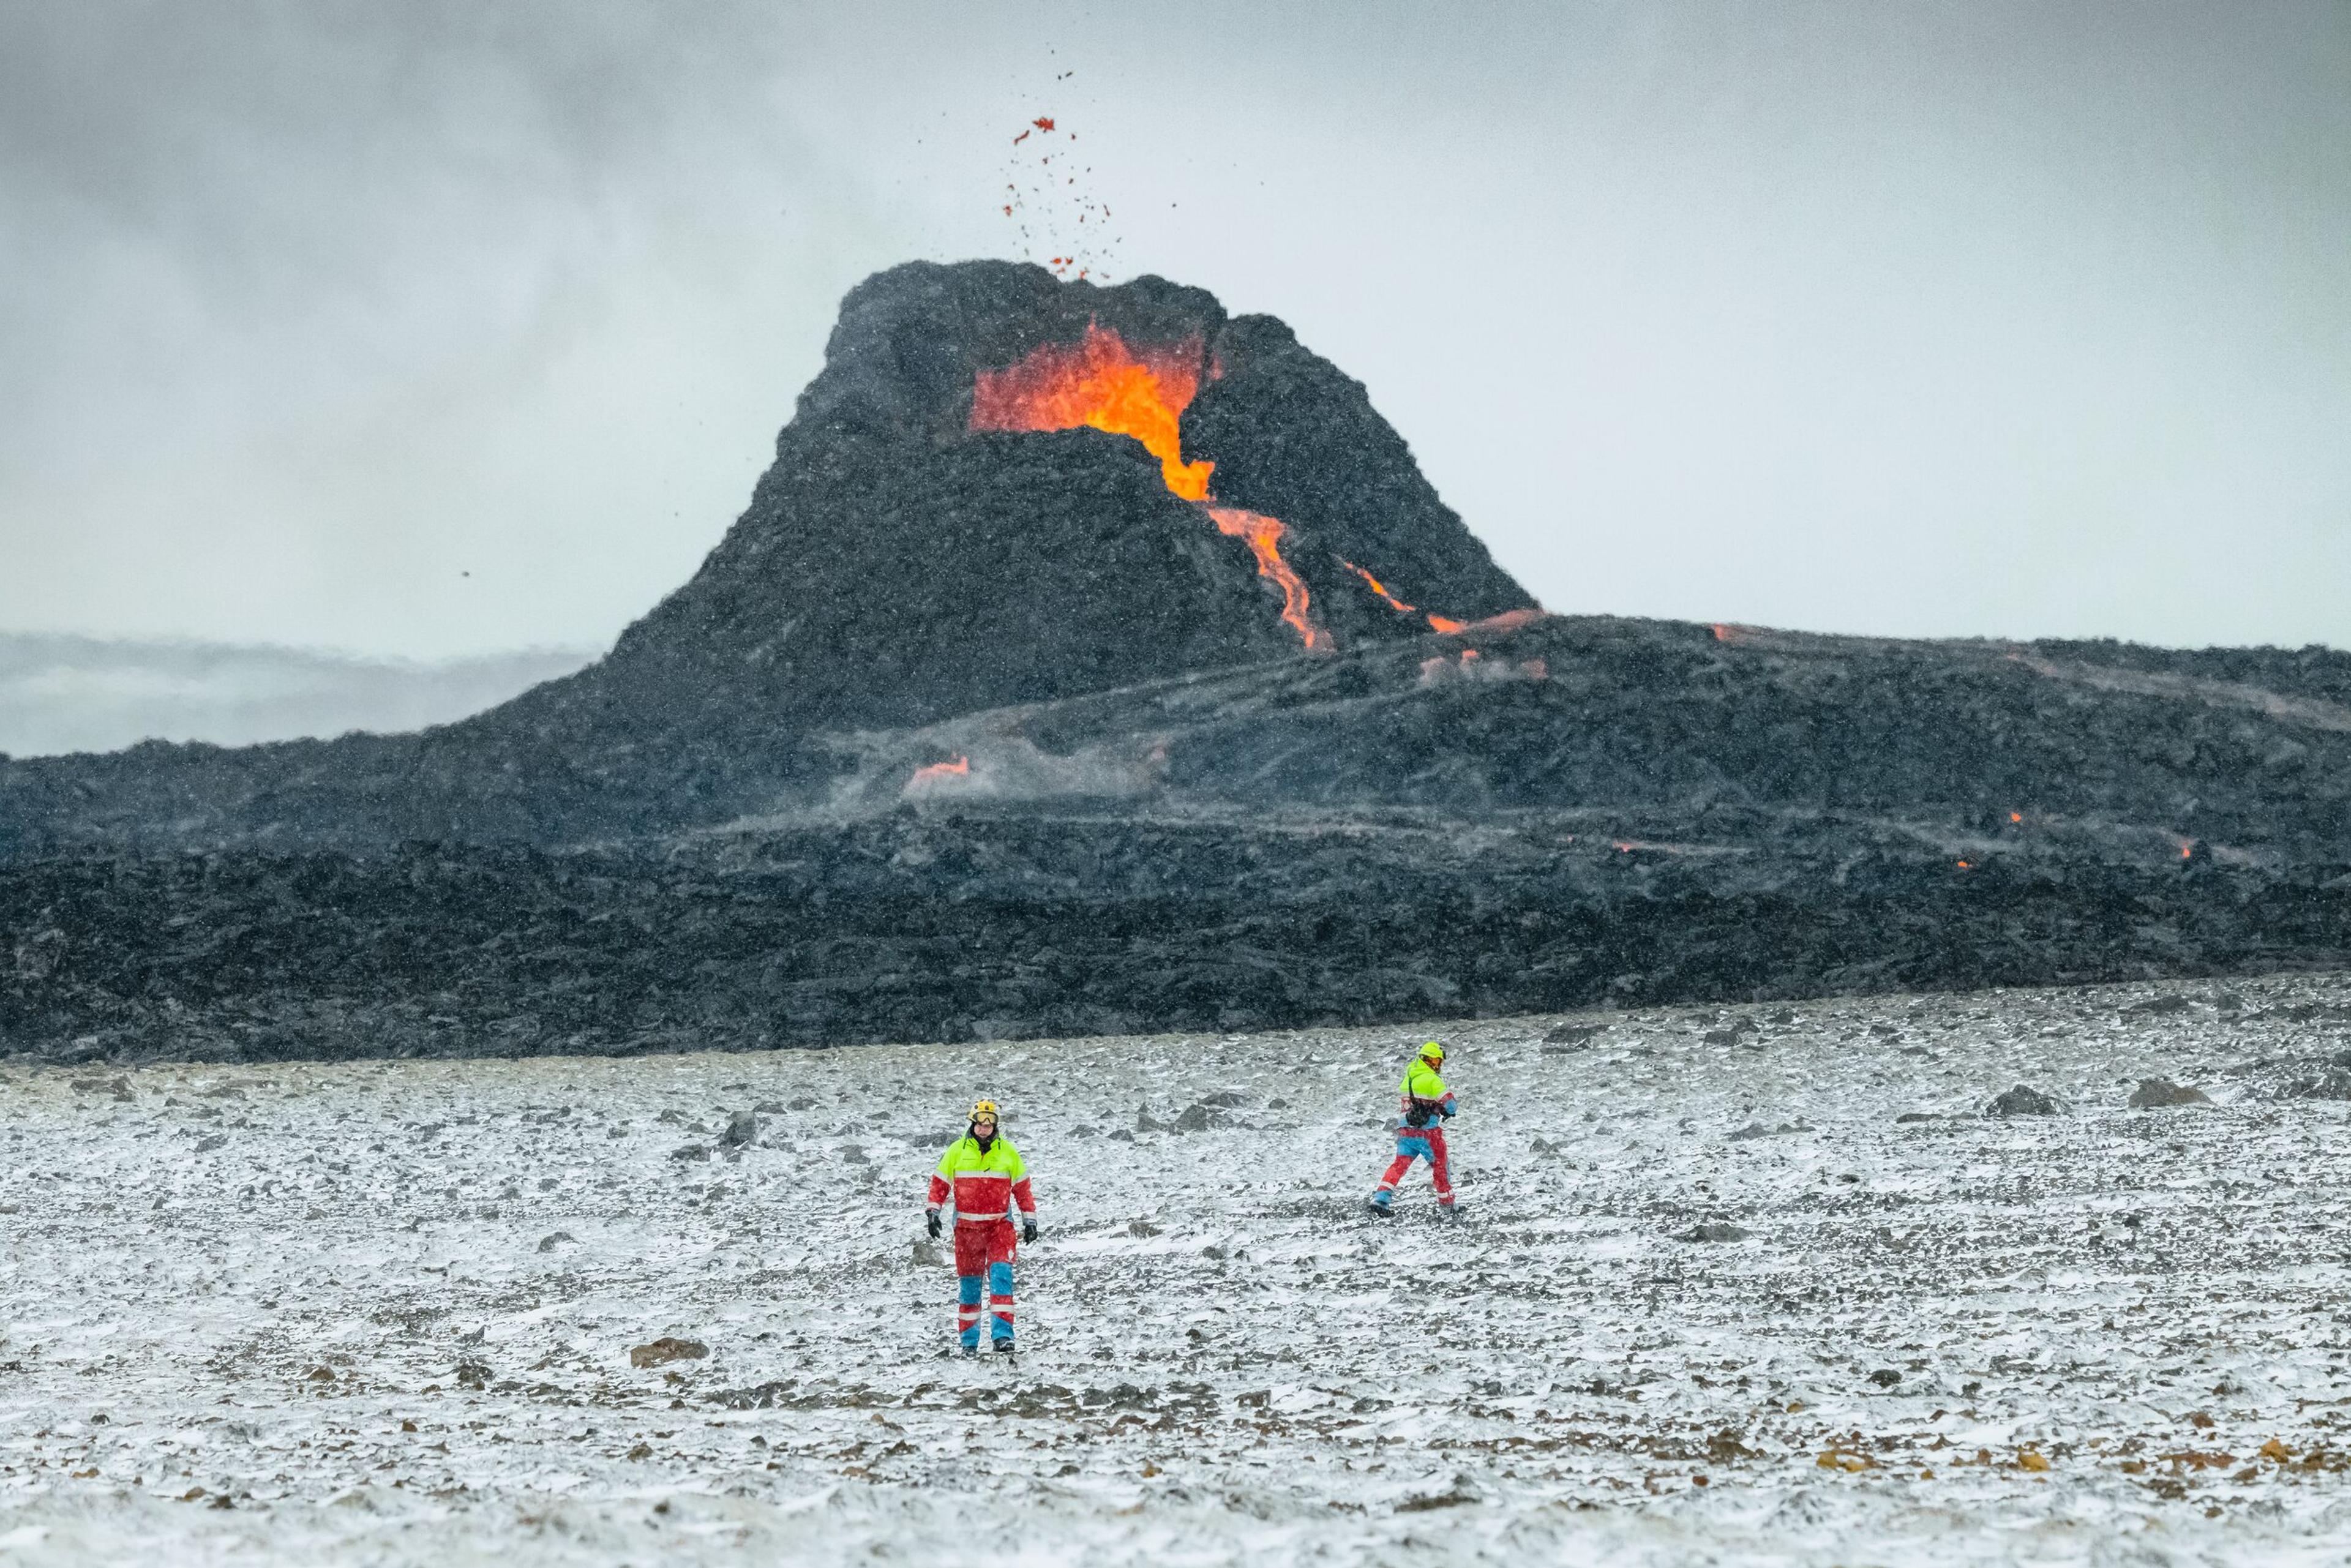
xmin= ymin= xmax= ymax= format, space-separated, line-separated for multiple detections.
xmin=970 ymin=323 xmax=1329 ymax=650
xmin=911 ymin=755 xmax=970 ymax=784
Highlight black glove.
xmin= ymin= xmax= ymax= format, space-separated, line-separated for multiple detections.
xmin=926 ymin=1209 xmax=942 ymax=1240
xmin=1022 ymin=1217 xmax=1038 ymax=1244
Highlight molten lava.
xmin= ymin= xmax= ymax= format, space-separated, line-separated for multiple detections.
xmin=1210 ymin=507 xmax=1327 ymax=651
xmin=911 ymin=755 xmax=970 ymax=783
xmin=970 ymin=323 xmax=1329 ymax=650
xmin=971 ymin=322 xmax=1215 ymax=500
xmin=1339 ymin=556 xmax=1480 ymax=636
xmin=1340 ymin=558 xmax=1415 ymax=613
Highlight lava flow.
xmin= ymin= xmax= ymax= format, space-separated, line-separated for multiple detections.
xmin=970 ymin=323 xmax=1329 ymax=651
xmin=1339 ymin=557 xmax=1467 ymax=634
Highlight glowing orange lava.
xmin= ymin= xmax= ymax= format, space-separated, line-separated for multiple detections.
xmin=1340 ymin=557 xmax=1486 ymax=635
xmin=1340 ymin=558 xmax=1416 ymax=613
xmin=1210 ymin=507 xmax=1329 ymax=650
xmin=971 ymin=323 xmax=1213 ymax=499
xmin=970 ymin=323 xmax=1330 ymax=650
xmin=911 ymin=755 xmax=970 ymax=783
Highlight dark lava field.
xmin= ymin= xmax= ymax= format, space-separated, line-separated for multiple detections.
xmin=4 ymin=261 xmax=2349 ymax=1063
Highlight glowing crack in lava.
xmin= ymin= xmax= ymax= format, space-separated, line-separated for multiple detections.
xmin=969 ymin=323 xmax=1329 ymax=651
xmin=1338 ymin=558 xmax=1414 ymax=612
xmin=910 ymin=755 xmax=970 ymax=784
xmin=1338 ymin=557 xmax=1469 ymax=635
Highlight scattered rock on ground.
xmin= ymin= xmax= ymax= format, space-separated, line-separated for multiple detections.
xmin=2267 ymin=1062 xmax=2351 ymax=1102
xmin=1988 ymin=1084 xmax=2057 ymax=1117
xmin=2124 ymin=996 xmax=2196 ymax=1017
xmin=629 ymin=1338 xmax=708 ymax=1369
xmin=2129 ymin=1078 xmax=2213 ymax=1109
xmin=1728 ymin=1120 xmax=1812 ymax=1141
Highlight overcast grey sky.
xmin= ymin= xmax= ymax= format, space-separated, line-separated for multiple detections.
xmin=4 ymin=1 xmax=2346 ymax=661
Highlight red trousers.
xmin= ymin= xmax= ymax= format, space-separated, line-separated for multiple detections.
xmin=952 ymin=1220 xmax=1018 ymax=1346
xmin=1376 ymin=1125 xmax=1455 ymax=1206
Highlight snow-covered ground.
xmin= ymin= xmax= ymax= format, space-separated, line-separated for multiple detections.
xmin=3 ymin=972 xmax=2350 ymax=1565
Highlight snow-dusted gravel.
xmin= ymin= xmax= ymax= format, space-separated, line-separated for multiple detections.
xmin=4 ymin=972 xmax=2350 ymax=1565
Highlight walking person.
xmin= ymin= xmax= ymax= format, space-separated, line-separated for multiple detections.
xmin=925 ymin=1098 xmax=1038 ymax=1355
xmin=1368 ymin=1040 xmax=1460 ymax=1221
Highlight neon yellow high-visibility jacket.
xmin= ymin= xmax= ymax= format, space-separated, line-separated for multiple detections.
xmin=926 ymin=1136 xmax=1037 ymax=1225
xmin=1398 ymin=1059 xmax=1457 ymax=1122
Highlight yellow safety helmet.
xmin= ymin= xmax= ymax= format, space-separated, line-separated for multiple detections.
xmin=970 ymin=1098 xmax=1000 ymax=1123
xmin=1418 ymin=1040 xmax=1447 ymax=1064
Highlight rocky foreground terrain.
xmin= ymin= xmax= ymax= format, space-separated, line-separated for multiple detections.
xmin=1 ymin=972 xmax=2347 ymax=1563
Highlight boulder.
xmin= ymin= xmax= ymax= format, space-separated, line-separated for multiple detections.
xmin=1987 ymin=1084 xmax=2057 ymax=1117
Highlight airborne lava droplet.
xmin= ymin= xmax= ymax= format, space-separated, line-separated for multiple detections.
xmin=970 ymin=323 xmax=1330 ymax=650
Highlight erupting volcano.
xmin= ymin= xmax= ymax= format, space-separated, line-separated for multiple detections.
xmin=971 ymin=323 xmax=1331 ymax=651
xmin=5 ymin=258 xmax=2349 ymax=1090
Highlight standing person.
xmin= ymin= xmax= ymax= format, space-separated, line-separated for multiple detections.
xmin=925 ymin=1098 xmax=1039 ymax=1356
xmin=1368 ymin=1040 xmax=1460 ymax=1221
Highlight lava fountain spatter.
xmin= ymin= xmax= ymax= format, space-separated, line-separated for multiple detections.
xmin=970 ymin=323 xmax=1329 ymax=651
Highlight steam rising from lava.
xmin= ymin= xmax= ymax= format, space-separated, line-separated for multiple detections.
xmin=970 ymin=323 xmax=1329 ymax=651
